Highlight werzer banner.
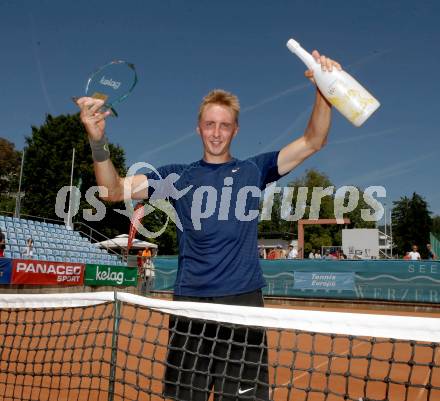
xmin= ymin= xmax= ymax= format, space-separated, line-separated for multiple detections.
xmin=11 ymin=259 xmax=84 ymax=285
xmin=85 ymin=264 xmax=138 ymax=286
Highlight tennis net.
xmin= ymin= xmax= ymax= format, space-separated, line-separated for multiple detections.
xmin=0 ymin=292 xmax=439 ymax=401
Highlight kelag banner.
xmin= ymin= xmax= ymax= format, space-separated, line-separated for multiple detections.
xmin=0 ymin=258 xmax=12 ymax=284
xmin=85 ymin=264 xmax=138 ymax=286
xmin=153 ymin=257 xmax=440 ymax=304
xmin=11 ymin=259 xmax=84 ymax=285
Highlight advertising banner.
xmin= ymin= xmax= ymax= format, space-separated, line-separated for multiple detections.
xmin=85 ymin=264 xmax=138 ymax=286
xmin=153 ymin=257 xmax=440 ymax=303
xmin=293 ymin=272 xmax=355 ymax=291
xmin=11 ymin=259 xmax=84 ymax=285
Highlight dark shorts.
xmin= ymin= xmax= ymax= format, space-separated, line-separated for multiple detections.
xmin=163 ymin=290 xmax=269 ymax=401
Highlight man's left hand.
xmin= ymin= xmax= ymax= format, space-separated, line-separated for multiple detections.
xmin=304 ymin=50 xmax=342 ymax=85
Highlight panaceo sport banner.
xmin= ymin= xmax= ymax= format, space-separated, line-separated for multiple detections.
xmin=11 ymin=259 xmax=84 ymax=285
xmin=0 ymin=258 xmax=12 ymax=284
xmin=84 ymin=264 xmax=138 ymax=286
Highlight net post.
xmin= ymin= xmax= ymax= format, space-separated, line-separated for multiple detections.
xmin=108 ymin=290 xmax=121 ymax=401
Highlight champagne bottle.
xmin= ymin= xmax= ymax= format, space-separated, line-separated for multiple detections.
xmin=286 ymin=38 xmax=380 ymax=127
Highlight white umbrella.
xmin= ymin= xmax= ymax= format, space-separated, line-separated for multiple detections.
xmin=96 ymin=234 xmax=158 ymax=250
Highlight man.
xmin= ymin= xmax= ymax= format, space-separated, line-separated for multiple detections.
xmin=77 ymin=49 xmax=339 ymax=401
xmin=287 ymin=245 xmax=298 ymax=259
xmin=408 ymin=245 xmax=421 ymax=260
xmin=308 ymin=249 xmax=315 ymax=259
xmin=141 ymin=246 xmax=154 ymax=293
xmin=323 ymin=250 xmax=333 ymax=260
xmin=23 ymin=237 xmax=34 ymax=259
xmin=427 ymin=243 xmax=436 ymax=260
xmin=141 ymin=246 xmax=152 ymax=263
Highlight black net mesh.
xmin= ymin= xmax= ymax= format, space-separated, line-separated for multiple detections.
xmin=0 ymin=299 xmax=439 ymax=401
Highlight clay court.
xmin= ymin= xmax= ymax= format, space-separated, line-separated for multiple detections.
xmin=1 ymin=295 xmax=439 ymax=401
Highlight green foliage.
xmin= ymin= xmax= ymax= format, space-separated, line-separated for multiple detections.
xmin=20 ymin=113 xmax=128 ymax=237
xmin=0 ymin=138 xmax=22 ymax=213
xmin=258 ymin=169 xmax=376 ymax=254
xmin=392 ymin=193 xmax=432 ymax=258
xmin=432 ymin=216 xmax=440 ymax=239
xmin=139 ymin=205 xmax=178 ymax=255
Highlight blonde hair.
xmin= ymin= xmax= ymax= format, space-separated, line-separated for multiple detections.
xmin=198 ymin=89 xmax=240 ymax=123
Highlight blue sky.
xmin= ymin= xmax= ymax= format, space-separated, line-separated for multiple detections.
xmin=1 ymin=0 xmax=439 ymax=216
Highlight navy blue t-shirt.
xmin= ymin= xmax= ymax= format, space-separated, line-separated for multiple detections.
xmin=146 ymin=151 xmax=284 ymax=297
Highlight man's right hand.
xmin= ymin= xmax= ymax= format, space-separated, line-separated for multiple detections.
xmin=76 ymin=97 xmax=112 ymax=141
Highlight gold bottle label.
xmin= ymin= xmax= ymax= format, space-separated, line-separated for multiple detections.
xmin=327 ymin=80 xmax=376 ymax=124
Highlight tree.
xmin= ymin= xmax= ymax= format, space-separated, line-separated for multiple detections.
xmin=258 ymin=169 xmax=375 ymax=255
xmin=21 ymin=113 xmax=128 ymax=238
xmin=0 ymin=138 xmax=22 ymax=213
xmin=392 ymin=193 xmax=432 ymax=258
xmin=432 ymin=216 xmax=440 ymax=239
xmin=140 ymin=207 xmax=178 ymax=255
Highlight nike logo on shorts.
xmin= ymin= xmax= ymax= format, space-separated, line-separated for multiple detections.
xmin=238 ymin=387 xmax=253 ymax=395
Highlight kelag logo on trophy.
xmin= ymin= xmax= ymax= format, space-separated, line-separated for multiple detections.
xmin=74 ymin=60 xmax=137 ymax=116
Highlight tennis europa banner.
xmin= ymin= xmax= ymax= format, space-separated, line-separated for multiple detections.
xmin=84 ymin=264 xmax=138 ymax=286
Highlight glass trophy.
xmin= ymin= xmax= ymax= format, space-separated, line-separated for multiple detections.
xmin=75 ymin=60 xmax=137 ymax=117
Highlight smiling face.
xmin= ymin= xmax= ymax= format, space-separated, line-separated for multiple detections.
xmin=197 ymin=103 xmax=239 ymax=163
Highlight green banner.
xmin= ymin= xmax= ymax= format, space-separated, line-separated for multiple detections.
xmin=85 ymin=264 xmax=138 ymax=286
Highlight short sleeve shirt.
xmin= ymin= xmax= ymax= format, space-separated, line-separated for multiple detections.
xmin=146 ymin=151 xmax=285 ymax=296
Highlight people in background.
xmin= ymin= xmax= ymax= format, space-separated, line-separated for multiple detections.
xmin=308 ymin=249 xmax=315 ymax=259
xmin=408 ymin=245 xmax=421 ymax=260
xmin=427 ymin=243 xmax=436 ymax=260
xmin=279 ymin=245 xmax=287 ymax=259
xmin=137 ymin=249 xmax=143 ymax=268
xmin=287 ymin=245 xmax=298 ymax=259
xmin=142 ymin=246 xmax=152 ymax=264
xmin=137 ymin=249 xmax=144 ymax=291
xmin=23 ymin=238 xmax=34 ymax=258
xmin=323 ymin=250 xmax=334 ymax=260
xmin=403 ymin=252 xmax=411 ymax=260
xmin=141 ymin=246 xmax=154 ymax=294
xmin=0 ymin=229 xmax=5 ymax=257
xmin=314 ymin=250 xmax=322 ymax=259
xmin=267 ymin=248 xmax=276 ymax=260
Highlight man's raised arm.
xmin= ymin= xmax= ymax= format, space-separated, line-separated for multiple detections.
xmin=77 ymin=97 xmax=148 ymax=202
xmin=277 ymin=50 xmax=341 ymax=176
